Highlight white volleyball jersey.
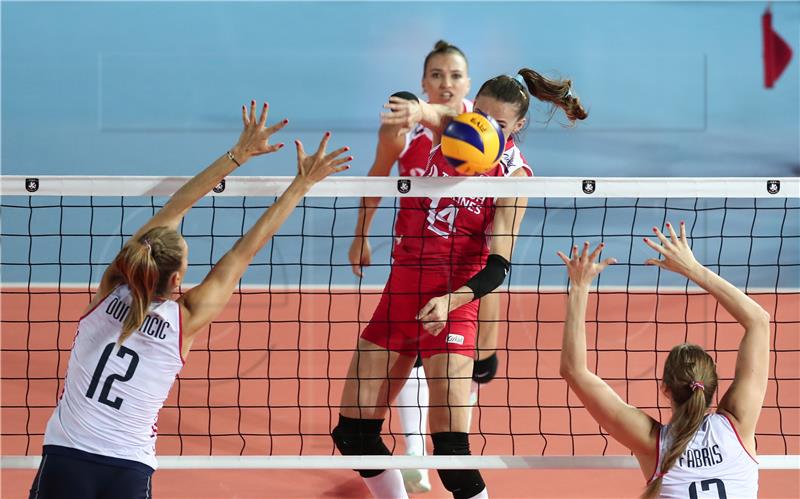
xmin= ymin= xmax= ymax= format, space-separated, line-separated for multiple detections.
xmin=44 ymin=285 xmax=184 ymax=470
xmin=652 ymin=413 xmax=758 ymax=498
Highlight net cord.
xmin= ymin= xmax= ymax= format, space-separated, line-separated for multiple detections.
xmin=2 ymin=176 xmax=799 ymax=198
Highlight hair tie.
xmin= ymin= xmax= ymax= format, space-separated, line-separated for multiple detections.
xmin=142 ymin=239 xmax=152 ymax=252
xmin=655 ymin=471 xmax=666 ymax=478
xmin=512 ymin=73 xmax=526 ymax=88
xmin=690 ymin=381 xmax=705 ymax=392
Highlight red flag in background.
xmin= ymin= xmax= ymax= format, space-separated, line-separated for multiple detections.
xmin=762 ymin=7 xmax=793 ymax=88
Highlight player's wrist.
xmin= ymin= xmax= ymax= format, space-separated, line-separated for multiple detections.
xmin=568 ymin=282 xmax=591 ymax=295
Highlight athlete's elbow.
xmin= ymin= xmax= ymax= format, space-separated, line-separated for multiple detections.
xmin=744 ymin=306 xmax=771 ymax=332
xmin=560 ymin=356 xmax=591 ymax=384
xmin=559 ymin=362 xmax=579 ymax=383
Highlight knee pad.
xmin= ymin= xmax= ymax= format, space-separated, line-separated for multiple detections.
xmin=432 ymin=432 xmax=486 ymax=499
xmin=331 ymin=414 xmax=390 ymax=478
xmin=472 ymin=353 xmax=498 ymax=385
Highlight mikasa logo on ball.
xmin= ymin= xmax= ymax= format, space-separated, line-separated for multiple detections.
xmin=446 ymin=334 xmax=465 ymax=345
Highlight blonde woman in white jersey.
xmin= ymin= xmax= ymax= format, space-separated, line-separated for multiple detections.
xmin=29 ymin=101 xmax=351 ymax=499
xmin=558 ymin=222 xmax=769 ymax=499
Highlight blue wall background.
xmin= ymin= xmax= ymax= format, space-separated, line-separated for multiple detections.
xmin=3 ymin=1 xmax=799 ymax=177
xmin=2 ymin=1 xmax=798 ymax=288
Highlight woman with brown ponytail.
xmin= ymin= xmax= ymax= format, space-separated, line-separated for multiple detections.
xmin=29 ymin=101 xmax=351 ymax=499
xmin=558 ymin=222 xmax=769 ymax=498
xmin=332 ymin=70 xmax=586 ymax=499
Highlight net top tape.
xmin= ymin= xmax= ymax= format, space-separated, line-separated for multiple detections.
xmin=3 ymin=176 xmax=798 ymax=198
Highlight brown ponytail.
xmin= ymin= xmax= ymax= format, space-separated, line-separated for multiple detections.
xmin=517 ymin=68 xmax=587 ymax=124
xmin=111 ymin=226 xmax=183 ymax=344
xmin=476 ymin=69 xmax=588 ymax=127
xmin=642 ymin=344 xmax=718 ymax=499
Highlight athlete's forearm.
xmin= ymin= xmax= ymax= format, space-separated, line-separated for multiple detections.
xmin=686 ymin=265 xmax=769 ymax=329
xmin=161 ymin=152 xmax=241 ymax=224
xmin=560 ymin=285 xmax=590 ymax=378
xmin=354 ymin=196 xmax=382 ymax=237
xmin=233 ymin=177 xmax=311 ymax=260
xmin=418 ymin=101 xmax=459 ymax=133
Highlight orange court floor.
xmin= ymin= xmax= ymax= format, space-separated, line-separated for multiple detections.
xmin=2 ymin=288 xmax=798 ymax=498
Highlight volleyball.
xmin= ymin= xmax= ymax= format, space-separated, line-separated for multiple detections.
xmin=441 ymin=112 xmax=505 ymax=175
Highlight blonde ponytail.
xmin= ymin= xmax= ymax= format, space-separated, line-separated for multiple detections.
xmin=111 ymin=227 xmax=184 ymax=344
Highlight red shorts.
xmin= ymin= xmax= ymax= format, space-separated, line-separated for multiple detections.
xmin=361 ymin=265 xmax=478 ymax=358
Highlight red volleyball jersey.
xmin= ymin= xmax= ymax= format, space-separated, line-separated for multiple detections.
xmin=392 ymin=137 xmax=532 ymax=281
xmin=396 ymin=99 xmax=473 ymax=177
xmin=392 ymin=99 xmax=473 ymax=241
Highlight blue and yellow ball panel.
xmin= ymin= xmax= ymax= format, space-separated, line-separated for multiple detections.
xmin=441 ymin=112 xmax=505 ymax=175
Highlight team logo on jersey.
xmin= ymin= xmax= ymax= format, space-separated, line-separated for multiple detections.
xmin=446 ymin=333 xmax=464 ymax=345
xmin=397 ymin=179 xmax=411 ymax=194
xmin=582 ymin=179 xmax=596 ymax=195
xmin=767 ymin=180 xmax=780 ymax=194
xmin=25 ymin=178 xmax=39 ymax=193
xmin=213 ymin=179 xmax=226 ymax=193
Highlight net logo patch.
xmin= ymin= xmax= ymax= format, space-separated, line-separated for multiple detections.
xmin=397 ymin=179 xmax=411 ymax=194
xmin=446 ymin=333 xmax=464 ymax=345
xmin=213 ymin=179 xmax=226 ymax=193
xmin=582 ymin=179 xmax=596 ymax=194
xmin=767 ymin=180 xmax=780 ymax=195
xmin=25 ymin=178 xmax=39 ymax=193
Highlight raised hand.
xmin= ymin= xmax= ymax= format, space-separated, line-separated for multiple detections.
xmin=557 ymin=241 xmax=616 ymax=288
xmin=643 ymin=221 xmax=700 ymax=278
xmin=230 ymin=100 xmax=289 ymax=163
xmin=380 ymin=96 xmax=422 ymax=136
xmin=294 ymin=132 xmax=352 ymax=188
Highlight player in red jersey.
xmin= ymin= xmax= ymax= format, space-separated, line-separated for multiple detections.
xmin=348 ymin=40 xmax=472 ymax=494
xmin=334 ymin=70 xmax=587 ymax=498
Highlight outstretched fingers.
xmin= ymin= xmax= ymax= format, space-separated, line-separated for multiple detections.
xmin=665 ymin=222 xmax=679 ymax=245
xmin=556 ymin=251 xmax=571 ymax=266
xmin=329 ymin=155 xmax=353 ymax=173
xmin=643 ymin=236 xmax=667 ymax=256
xmin=315 ymin=131 xmax=331 ymax=157
xmin=597 ymin=257 xmax=617 ymax=272
xmin=588 ymin=242 xmax=605 ymax=262
xmin=294 ymin=139 xmax=307 ymax=161
xmin=248 ymin=100 xmax=257 ymax=124
xmin=257 ymin=102 xmax=269 ymax=128
xmin=266 ymin=118 xmax=289 ymax=135
xmin=579 ymin=241 xmax=591 ymax=261
xmin=263 ymin=142 xmax=285 ymax=154
xmin=653 ymin=226 xmax=669 ymax=247
xmin=324 ymin=146 xmax=350 ymax=163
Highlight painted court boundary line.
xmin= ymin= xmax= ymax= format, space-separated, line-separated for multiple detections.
xmin=3 ymin=283 xmax=798 ymax=293
xmin=2 ymin=455 xmax=798 ymax=470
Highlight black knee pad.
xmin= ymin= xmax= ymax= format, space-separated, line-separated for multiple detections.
xmin=331 ymin=414 xmax=390 ymax=478
xmin=432 ymin=432 xmax=486 ymax=499
xmin=472 ymin=353 xmax=498 ymax=385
